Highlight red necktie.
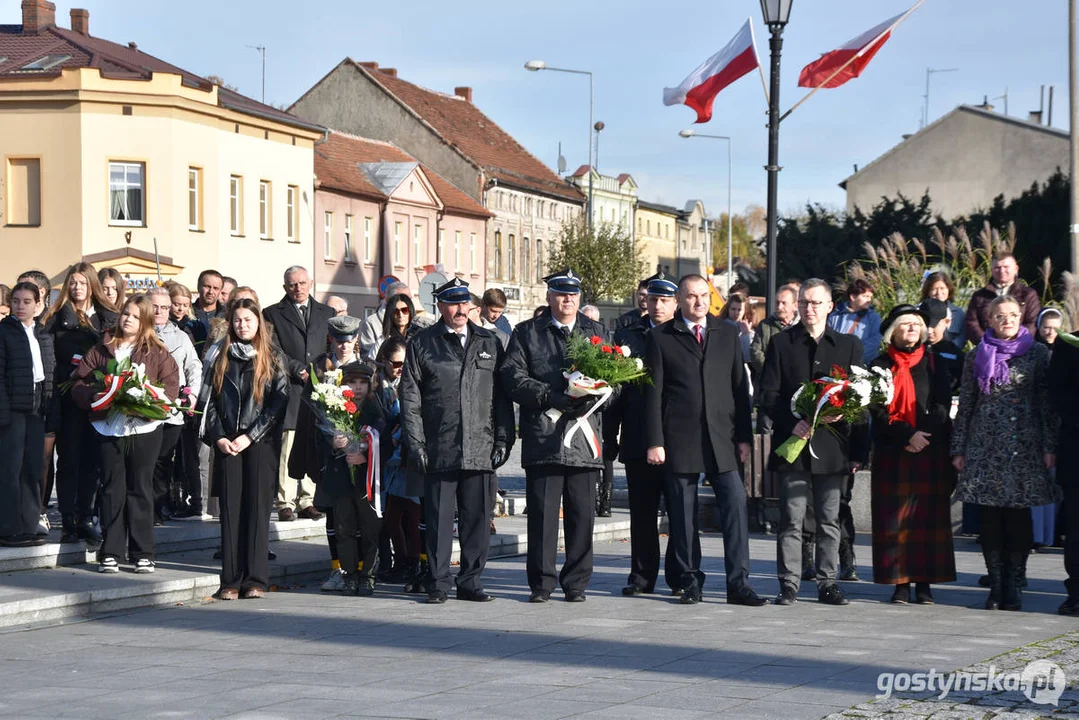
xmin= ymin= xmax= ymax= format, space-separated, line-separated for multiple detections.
xmin=694 ymin=324 xmax=704 ymax=345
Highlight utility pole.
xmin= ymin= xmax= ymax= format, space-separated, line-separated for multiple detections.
xmin=246 ymin=44 xmax=266 ymax=103
xmin=1070 ymin=0 xmax=1079 ymax=272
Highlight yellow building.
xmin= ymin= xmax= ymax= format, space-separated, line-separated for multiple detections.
xmin=0 ymin=2 xmax=323 ymax=302
xmin=635 ymin=200 xmax=680 ymax=278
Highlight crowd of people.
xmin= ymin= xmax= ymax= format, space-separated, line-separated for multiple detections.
xmin=0 ymin=252 xmax=1077 ymax=616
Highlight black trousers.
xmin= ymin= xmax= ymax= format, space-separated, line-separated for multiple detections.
xmin=152 ymin=424 xmax=183 ymax=514
xmin=665 ymin=473 xmax=708 ymax=592
xmin=525 ymin=464 xmax=596 ymax=593
xmin=979 ymin=505 xmax=1033 ymax=554
xmin=179 ymin=426 xmax=205 ymax=511
xmin=425 ymin=470 xmax=490 ymax=593
xmin=624 ymin=459 xmax=675 ymax=591
xmin=334 ymin=485 xmax=381 ymax=577
xmin=0 ymin=410 xmax=45 ymax=537
xmin=705 ymin=470 xmax=753 ymax=591
xmin=98 ymin=429 xmax=164 ymax=562
xmin=56 ymin=394 xmax=100 ymax=517
xmin=1064 ymin=486 xmax=1079 ymax=598
xmin=217 ymin=440 xmax=275 ymax=591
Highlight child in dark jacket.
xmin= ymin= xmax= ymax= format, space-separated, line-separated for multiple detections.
xmin=317 ymin=361 xmax=386 ymax=595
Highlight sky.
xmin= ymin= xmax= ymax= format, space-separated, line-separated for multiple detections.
xmin=5 ymin=1 xmax=1070 ymax=219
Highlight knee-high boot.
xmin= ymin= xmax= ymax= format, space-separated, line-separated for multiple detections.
xmin=983 ymin=550 xmax=1003 ymax=610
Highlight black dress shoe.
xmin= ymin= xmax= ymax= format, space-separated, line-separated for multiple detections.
xmin=890 ymin=583 xmax=911 ymax=604
xmin=914 ymin=583 xmax=934 ymax=605
xmin=727 ymin=586 xmax=768 ymax=606
xmin=774 ymin=584 xmax=798 ymax=606
xmin=529 ymin=589 xmax=551 ymax=603
xmin=1059 ymin=597 xmax=1079 ymax=616
xmin=268 ymin=550 xmax=277 ymax=560
xmin=565 ymin=590 xmax=586 ymax=603
xmin=679 ymin=586 xmax=701 ymax=605
xmin=670 ymin=587 xmax=684 ymax=597
xmin=621 ymin=583 xmax=646 ymax=596
xmin=818 ymin=584 xmax=850 ymax=606
xmin=425 ymin=589 xmax=448 ymax=604
xmin=456 ymin=588 xmax=494 ymax=602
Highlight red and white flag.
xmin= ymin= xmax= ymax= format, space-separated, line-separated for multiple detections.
xmin=663 ymin=19 xmax=760 ymax=124
xmin=798 ymin=4 xmax=919 ymax=89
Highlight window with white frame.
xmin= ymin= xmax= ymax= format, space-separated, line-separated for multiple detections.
xmin=323 ymin=212 xmax=333 ymax=259
xmin=187 ymin=167 xmax=201 ymax=230
xmin=437 ymin=228 xmax=444 ymax=264
xmin=344 ymin=214 xmax=354 ymax=261
xmin=394 ymin=222 xmax=403 ymax=266
xmin=413 ymin=223 xmax=424 ymax=265
xmin=286 ymin=185 xmax=297 ymax=241
xmin=108 ymin=161 xmax=145 ymax=225
xmin=454 ymin=231 xmax=461 ymax=271
xmin=508 ymin=234 xmax=516 ymax=282
xmin=258 ymin=180 xmax=272 ymax=238
xmin=363 ymin=217 xmax=373 ymax=263
xmin=229 ymin=175 xmax=242 ymax=235
xmin=470 ymin=232 xmax=477 ymax=274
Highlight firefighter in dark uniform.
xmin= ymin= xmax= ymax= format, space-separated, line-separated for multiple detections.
xmin=399 ymin=278 xmax=515 ymax=604
xmin=500 ymin=269 xmax=609 ymax=602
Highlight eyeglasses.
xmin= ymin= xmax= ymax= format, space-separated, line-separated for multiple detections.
xmin=152 ymin=305 xmax=170 ymax=312
xmin=992 ymin=313 xmax=1021 ymax=322
xmin=394 ymin=307 xmax=411 ymax=315
xmin=797 ymin=300 xmax=827 ymax=309
xmin=389 ymin=360 xmax=404 ymax=369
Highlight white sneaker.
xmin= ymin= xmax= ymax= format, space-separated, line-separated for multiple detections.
xmin=321 ymin=568 xmax=344 ymax=592
xmin=99 ymin=557 xmax=119 ymax=573
xmin=36 ymin=514 xmax=50 ymax=536
xmin=134 ymin=559 xmax=155 ymax=574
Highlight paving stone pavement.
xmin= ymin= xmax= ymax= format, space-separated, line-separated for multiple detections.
xmin=0 ymin=530 xmax=1077 ymax=719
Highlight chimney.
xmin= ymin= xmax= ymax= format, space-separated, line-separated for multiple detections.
xmin=1028 ymin=110 xmax=1043 ymax=124
xmin=381 ymin=68 xmax=397 ymax=77
xmin=358 ymin=61 xmax=379 ymax=71
xmin=70 ymin=8 xmax=89 ymax=35
xmin=454 ymin=86 xmax=473 ymax=102
xmin=21 ymin=0 xmax=56 ymax=33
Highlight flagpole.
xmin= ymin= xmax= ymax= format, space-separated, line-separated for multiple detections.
xmin=778 ymin=0 xmax=926 ymax=123
xmin=748 ymin=17 xmax=770 ymax=107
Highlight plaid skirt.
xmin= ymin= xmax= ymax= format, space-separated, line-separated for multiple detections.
xmin=871 ymin=444 xmax=957 ymax=584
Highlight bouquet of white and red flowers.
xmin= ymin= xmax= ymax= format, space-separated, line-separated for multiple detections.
xmin=75 ymin=356 xmax=180 ymax=435
xmin=773 ymin=364 xmax=893 ymax=464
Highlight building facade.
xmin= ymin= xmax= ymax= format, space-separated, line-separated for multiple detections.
xmin=567 ymin=166 xmax=638 ymax=235
xmin=635 ymin=201 xmax=680 ymax=277
xmin=289 ymin=59 xmax=585 ymax=322
xmin=675 ymin=200 xmax=710 ymax=279
xmin=0 ymin=2 xmax=322 ymax=302
xmin=841 ymin=104 xmax=1069 ymax=219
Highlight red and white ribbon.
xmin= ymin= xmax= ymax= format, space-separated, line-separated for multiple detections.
xmin=545 ymin=371 xmax=614 ymax=461
xmin=90 ymin=374 xmax=124 ymax=412
xmin=807 ymin=380 xmax=849 ymax=460
xmin=361 ymin=426 xmax=382 ymax=518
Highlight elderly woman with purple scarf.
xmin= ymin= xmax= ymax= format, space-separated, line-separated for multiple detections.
xmin=951 ymin=295 xmax=1059 ymax=613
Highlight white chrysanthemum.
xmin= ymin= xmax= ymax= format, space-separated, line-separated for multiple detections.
xmin=125 ymin=386 xmax=146 ymax=400
xmin=634 ymin=358 xmax=644 ymax=370
xmin=850 ymin=380 xmax=872 ymax=405
xmin=620 ymin=345 xmax=631 ymax=357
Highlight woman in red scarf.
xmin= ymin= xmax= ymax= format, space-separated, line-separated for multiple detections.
xmin=869 ymin=305 xmax=956 ymax=604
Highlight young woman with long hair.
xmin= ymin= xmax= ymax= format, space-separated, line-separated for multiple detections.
xmin=71 ymin=295 xmax=179 ymax=573
xmin=202 ymin=298 xmax=289 ymax=599
xmin=97 ymin=268 xmax=126 ymax=313
xmin=43 ymin=262 xmax=119 ymax=547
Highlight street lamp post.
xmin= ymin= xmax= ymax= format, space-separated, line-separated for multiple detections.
xmin=760 ymin=0 xmax=792 ymax=316
xmin=525 ymin=60 xmax=594 ymax=233
xmin=679 ymin=129 xmax=733 ymax=288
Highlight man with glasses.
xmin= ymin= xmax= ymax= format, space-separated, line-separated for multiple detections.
xmin=965 ymin=252 xmax=1040 ymax=343
xmin=147 ymin=288 xmax=203 ymax=521
xmin=758 ymin=278 xmax=867 ymax=607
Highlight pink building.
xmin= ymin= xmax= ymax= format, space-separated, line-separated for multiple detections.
xmin=312 ymin=131 xmax=491 ymax=317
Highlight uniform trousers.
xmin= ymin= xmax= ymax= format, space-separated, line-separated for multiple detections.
xmin=778 ymin=472 xmax=843 ymax=590
xmin=0 ymin=409 xmax=46 ymax=537
xmin=334 ymin=485 xmax=381 ymax=579
xmin=98 ymin=429 xmax=164 ymax=562
xmin=275 ymin=429 xmax=315 ymax=512
xmin=217 ymin=440 xmax=276 ymax=591
xmin=56 ymin=394 xmax=100 ymax=518
xmin=152 ymin=424 xmax=183 ymax=514
xmin=624 ymin=459 xmax=675 ymax=591
xmin=525 ymin=464 xmax=596 ymax=593
xmin=1064 ymin=485 xmax=1079 ymax=599
xmin=425 ymin=470 xmax=489 ymax=593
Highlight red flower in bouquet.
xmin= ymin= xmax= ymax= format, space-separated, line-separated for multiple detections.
xmin=590 ymin=335 xmax=603 ymax=345
xmin=829 ymin=392 xmax=845 ymax=408
xmin=342 ymin=388 xmax=355 ymax=400
xmin=344 ymin=401 xmax=357 ymax=414
xmin=601 ymin=345 xmax=612 ymax=353
xmin=830 ymin=365 xmax=848 ymax=380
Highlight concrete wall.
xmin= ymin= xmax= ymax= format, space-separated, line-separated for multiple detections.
xmin=845 ymin=108 xmax=1069 ymax=219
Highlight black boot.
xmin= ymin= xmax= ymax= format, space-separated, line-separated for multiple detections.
xmin=357 ymin=573 xmax=376 ymax=597
xmin=596 ymin=476 xmax=612 ymax=518
xmin=801 ymin=532 xmax=816 ymax=581
xmin=1017 ymin=550 xmax=1029 ymax=588
xmin=60 ymin=514 xmax=78 ymax=544
xmin=1002 ymin=552 xmax=1024 ymax=611
xmin=839 ymin=539 xmax=859 ymax=581
xmin=341 ymin=571 xmax=360 ymax=596
xmin=984 ymin=550 xmax=1003 ymax=610
xmin=76 ymin=514 xmax=102 ymax=549
xmin=403 ymin=558 xmax=427 ymax=594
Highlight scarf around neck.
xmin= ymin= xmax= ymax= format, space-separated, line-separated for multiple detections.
xmin=886 ymin=344 xmax=924 ymax=426
xmin=973 ymin=326 xmax=1033 ymax=394
xmin=228 ymin=342 xmax=258 ymax=361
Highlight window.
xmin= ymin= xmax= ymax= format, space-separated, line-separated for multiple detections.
xmin=258 ymin=180 xmax=272 ymax=238
xmin=535 ymin=238 xmax=543 ymax=279
xmin=469 ymin=232 xmax=477 ymax=274
xmin=108 ymin=162 xmax=145 ymax=226
xmin=6 ymin=158 xmax=40 ymax=226
xmin=229 ymin=175 xmax=242 ymax=235
xmin=647 ymin=220 xmax=651 ymax=235
xmin=437 ymin=228 xmax=445 ymax=264
xmin=522 ymin=236 xmax=531 ymax=284
xmin=413 ymin=223 xmax=424 ymax=265
xmin=363 ymin=217 xmax=373 ymax=263
xmin=323 ymin=212 xmax=333 ymax=259
xmin=20 ymin=54 xmax=71 ymax=71
xmin=454 ymin=231 xmax=461 ymax=271
xmin=394 ymin=222 xmax=403 ymax=266
xmin=344 ymin=214 xmax=354 ymax=261
xmin=493 ymin=231 xmax=502 ymax=279
xmin=508 ymin=233 xmax=516 ymax=282
xmin=286 ymin=185 xmax=298 ymax=241
xmin=187 ymin=168 xmax=201 ymax=230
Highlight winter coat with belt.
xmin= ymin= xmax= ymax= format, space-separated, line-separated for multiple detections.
xmin=71 ymin=342 xmax=180 ymax=421
xmin=201 ymin=352 xmax=289 ymax=447
xmin=399 ymin=321 xmax=515 ymax=474
xmin=499 ymin=309 xmax=608 ymax=469
xmin=263 ymin=295 xmax=335 ymax=430
xmin=0 ymin=317 xmax=55 ymax=426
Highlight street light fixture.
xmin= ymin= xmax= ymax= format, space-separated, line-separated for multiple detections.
xmin=524 ymin=60 xmax=595 ymax=232
xmin=760 ymin=0 xmax=793 ymax=316
xmin=678 ymin=130 xmax=734 ymax=287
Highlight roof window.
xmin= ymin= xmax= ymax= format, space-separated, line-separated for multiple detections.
xmin=20 ymin=54 xmax=72 ymax=71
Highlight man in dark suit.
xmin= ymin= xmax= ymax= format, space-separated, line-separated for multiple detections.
xmin=500 ymin=269 xmax=608 ymax=603
xmin=1049 ymin=332 xmax=1079 ymax=615
xmin=644 ymin=275 xmax=766 ymax=606
xmin=758 ymin=278 xmax=867 ymax=607
xmin=399 ymin=278 xmax=515 ymax=604
xmin=263 ymin=265 xmax=334 ymax=521
xmin=606 ymin=273 xmax=678 ymax=596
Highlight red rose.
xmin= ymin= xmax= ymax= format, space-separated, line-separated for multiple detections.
xmin=590 ymin=335 xmax=603 ymax=345
xmin=344 ymin=401 xmax=358 ymax=414
xmin=601 ymin=345 xmax=612 ymax=353
xmin=828 ymin=393 xmax=844 ymax=408
xmin=342 ymin=388 xmax=355 ymax=399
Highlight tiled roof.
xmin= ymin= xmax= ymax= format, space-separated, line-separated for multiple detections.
xmin=314 ymin=131 xmax=491 ymax=219
xmin=354 ymin=61 xmax=584 ymax=205
xmin=0 ymin=23 xmax=322 ymax=133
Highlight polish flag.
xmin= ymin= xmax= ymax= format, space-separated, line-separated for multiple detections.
xmin=798 ymin=5 xmax=917 ymax=89
xmin=663 ymin=19 xmax=760 ymax=124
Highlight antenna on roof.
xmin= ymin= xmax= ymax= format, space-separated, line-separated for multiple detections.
xmin=245 ymin=44 xmax=266 ymax=103
xmin=557 ymin=142 xmax=566 ymax=175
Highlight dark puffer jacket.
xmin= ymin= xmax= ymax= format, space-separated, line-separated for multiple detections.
xmin=46 ymin=302 xmax=117 ymax=381
xmin=0 ymin=317 xmax=56 ymax=426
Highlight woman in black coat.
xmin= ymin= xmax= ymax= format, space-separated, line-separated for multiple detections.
xmin=42 ymin=262 xmax=118 ymax=546
xmin=203 ymin=299 xmax=289 ymax=600
xmin=869 ymin=305 xmax=956 ymax=605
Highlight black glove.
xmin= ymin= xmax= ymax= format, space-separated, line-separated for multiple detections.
xmin=491 ymin=444 xmax=508 ymax=470
xmin=411 ymin=446 xmax=429 ymax=474
xmin=549 ymin=390 xmax=582 ymax=414
xmin=602 ymin=440 xmax=619 ymax=463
